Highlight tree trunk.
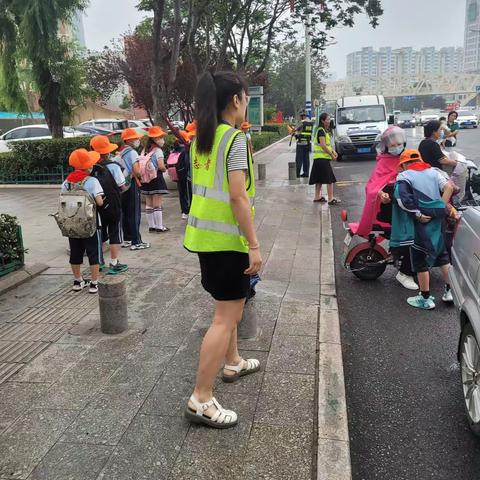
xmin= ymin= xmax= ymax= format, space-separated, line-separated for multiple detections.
xmin=151 ymin=0 xmax=182 ymax=127
xmin=37 ymin=69 xmax=64 ymax=138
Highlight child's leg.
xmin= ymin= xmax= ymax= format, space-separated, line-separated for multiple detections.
xmin=152 ymin=194 xmax=165 ymax=229
xmin=69 ymin=238 xmax=84 ymax=280
xmin=85 ymin=230 xmax=101 ymax=282
xmin=145 ymin=195 xmax=155 ymax=229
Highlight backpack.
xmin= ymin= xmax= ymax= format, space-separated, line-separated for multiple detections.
xmin=138 ymin=150 xmax=158 ymax=184
xmin=114 ymin=147 xmax=133 ymax=190
xmin=174 ymin=148 xmax=189 ymax=182
xmin=166 ymin=151 xmax=182 ymax=182
xmin=53 ymin=180 xmax=97 ymax=239
xmin=91 ymin=162 xmax=122 ymax=224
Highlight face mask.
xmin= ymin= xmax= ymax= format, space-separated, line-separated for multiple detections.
xmin=132 ymin=140 xmax=141 ymax=149
xmin=389 ymin=146 xmax=404 ymax=156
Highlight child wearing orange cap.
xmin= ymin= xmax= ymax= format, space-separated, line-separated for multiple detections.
xmin=241 ymin=121 xmax=253 ymax=155
xmin=61 ymin=149 xmax=104 ymax=294
xmin=90 ymin=135 xmax=129 ymax=275
xmin=140 ymin=126 xmax=169 ymax=233
xmin=118 ymin=128 xmax=150 ymax=250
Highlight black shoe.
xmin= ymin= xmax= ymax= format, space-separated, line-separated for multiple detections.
xmin=149 ymin=228 xmax=156 ymax=233
xmin=72 ymin=279 xmax=87 ymax=292
xmin=300 ymin=174 xmax=309 ymax=178
xmin=88 ymin=281 xmax=99 ymax=294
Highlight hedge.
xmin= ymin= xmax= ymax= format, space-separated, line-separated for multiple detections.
xmin=0 ymin=125 xmax=289 ymax=181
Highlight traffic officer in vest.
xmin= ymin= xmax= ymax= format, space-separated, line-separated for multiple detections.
xmin=295 ymin=111 xmax=314 ymax=178
xmin=183 ymin=71 xmax=262 ymax=429
xmin=309 ymin=112 xmax=340 ymax=205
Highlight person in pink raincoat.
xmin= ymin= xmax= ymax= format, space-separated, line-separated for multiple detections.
xmin=355 ymin=126 xmax=418 ymax=290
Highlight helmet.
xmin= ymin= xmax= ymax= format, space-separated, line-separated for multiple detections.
xmin=375 ymin=126 xmax=407 ymax=155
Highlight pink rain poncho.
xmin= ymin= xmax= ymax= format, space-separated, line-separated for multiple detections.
xmin=354 ymin=152 xmax=401 ymax=237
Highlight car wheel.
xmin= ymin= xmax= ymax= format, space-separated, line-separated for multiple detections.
xmin=460 ymin=322 xmax=480 ymax=437
xmin=350 ymin=249 xmax=387 ymax=281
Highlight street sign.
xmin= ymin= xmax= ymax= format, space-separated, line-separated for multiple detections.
xmin=248 ymin=86 xmax=264 ymax=96
xmin=305 ymin=100 xmax=312 ymax=118
xmin=247 ymin=86 xmax=264 ymax=127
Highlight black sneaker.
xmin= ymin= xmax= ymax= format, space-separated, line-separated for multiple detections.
xmin=149 ymin=228 xmax=156 ymax=233
xmin=108 ymin=262 xmax=129 ymax=275
xmin=89 ymin=281 xmax=99 ymax=294
xmin=72 ymin=279 xmax=87 ymax=292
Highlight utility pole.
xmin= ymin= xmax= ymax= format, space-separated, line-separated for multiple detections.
xmin=305 ymin=11 xmax=312 ymax=119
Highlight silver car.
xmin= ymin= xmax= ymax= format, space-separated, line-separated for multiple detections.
xmin=450 ymin=207 xmax=480 ymax=435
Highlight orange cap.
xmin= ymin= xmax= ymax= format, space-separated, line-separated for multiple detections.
xmin=147 ymin=126 xmax=167 ymax=138
xmin=179 ymin=130 xmax=194 ymax=143
xmin=121 ymin=128 xmax=144 ymax=141
xmin=185 ymin=121 xmax=196 ymax=133
xmin=90 ymin=135 xmax=118 ymax=154
xmin=69 ymin=149 xmax=100 ymax=170
xmin=399 ymin=149 xmax=423 ymax=165
xmin=241 ymin=121 xmax=251 ymax=130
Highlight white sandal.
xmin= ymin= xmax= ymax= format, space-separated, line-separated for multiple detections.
xmin=222 ymin=358 xmax=261 ymax=383
xmin=184 ymin=395 xmax=238 ymax=429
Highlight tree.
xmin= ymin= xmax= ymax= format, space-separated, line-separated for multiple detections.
xmin=120 ymin=95 xmax=132 ymax=110
xmin=266 ymin=41 xmax=327 ymax=117
xmin=0 ymin=0 xmax=90 ymax=137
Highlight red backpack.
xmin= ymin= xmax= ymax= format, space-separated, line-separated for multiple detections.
xmin=166 ymin=152 xmax=182 ymax=182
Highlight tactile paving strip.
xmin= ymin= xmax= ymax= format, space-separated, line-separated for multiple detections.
xmin=0 ymin=362 xmax=23 ymax=384
xmin=0 ymin=341 xmax=50 ymax=363
xmin=7 ymin=307 xmax=87 ymax=325
xmin=0 ymin=322 xmax=69 ymax=342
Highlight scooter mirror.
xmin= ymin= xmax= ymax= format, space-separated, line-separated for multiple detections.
xmin=341 ymin=210 xmax=348 ymax=222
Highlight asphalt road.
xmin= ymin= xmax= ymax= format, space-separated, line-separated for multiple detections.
xmin=332 ymin=127 xmax=480 ymax=480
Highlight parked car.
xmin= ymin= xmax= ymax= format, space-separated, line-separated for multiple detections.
xmin=127 ymin=120 xmax=150 ymax=132
xmin=450 ymin=207 xmax=480 ymax=436
xmin=456 ymin=110 xmax=478 ymax=129
xmin=79 ymin=118 xmax=128 ymax=133
xmin=396 ymin=113 xmax=416 ymax=129
xmin=0 ymin=124 xmax=84 ymax=153
xmin=65 ymin=125 xmax=115 ymax=136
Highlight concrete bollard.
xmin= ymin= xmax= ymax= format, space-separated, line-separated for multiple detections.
xmin=257 ymin=163 xmax=266 ymax=181
xmin=288 ymin=161 xmax=297 ymax=181
xmin=238 ymin=301 xmax=258 ymax=339
xmin=98 ymin=276 xmax=128 ymax=334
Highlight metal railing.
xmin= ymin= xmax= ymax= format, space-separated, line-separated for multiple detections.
xmin=0 ymin=166 xmax=65 ymax=185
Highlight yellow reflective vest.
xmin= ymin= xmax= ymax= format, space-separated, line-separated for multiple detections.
xmin=313 ymin=127 xmax=333 ymax=160
xmin=183 ymin=124 xmax=255 ymax=253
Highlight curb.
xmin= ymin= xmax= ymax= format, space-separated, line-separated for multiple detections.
xmin=0 ymin=263 xmax=49 ymax=296
xmin=317 ymin=204 xmax=352 ymax=480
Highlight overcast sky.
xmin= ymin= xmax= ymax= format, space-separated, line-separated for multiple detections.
xmin=83 ymin=0 xmax=467 ymax=78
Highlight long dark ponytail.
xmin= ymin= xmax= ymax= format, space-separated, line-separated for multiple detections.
xmin=195 ymin=71 xmax=248 ymax=154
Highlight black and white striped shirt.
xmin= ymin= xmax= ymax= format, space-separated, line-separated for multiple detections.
xmin=227 ymin=133 xmax=249 ymax=172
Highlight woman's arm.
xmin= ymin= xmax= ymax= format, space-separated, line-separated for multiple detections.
xmin=319 ymin=135 xmax=335 ymax=158
xmin=229 ymin=170 xmax=262 ymax=274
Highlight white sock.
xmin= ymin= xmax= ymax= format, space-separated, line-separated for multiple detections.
xmin=146 ymin=207 xmax=155 ymax=229
xmin=74 ymin=276 xmax=83 ymax=282
xmin=153 ymin=208 xmax=163 ymax=229
xmin=110 ymin=258 xmax=118 ymax=266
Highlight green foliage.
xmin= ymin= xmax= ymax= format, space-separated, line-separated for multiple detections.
xmin=251 ymin=130 xmax=287 ymax=152
xmin=0 ymin=214 xmax=26 ymax=266
xmin=120 ymin=95 xmax=132 ymax=110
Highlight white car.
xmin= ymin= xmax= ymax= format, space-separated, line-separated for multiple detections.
xmin=0 ymin=124 xmax=83 ymax=153
xmin=456 ymin=110 xmax=478 ymax=129
xmin=418 ymin=110 xmax=440 ymax=125
xmin=80 ymin=118 xmax=129 ymax=133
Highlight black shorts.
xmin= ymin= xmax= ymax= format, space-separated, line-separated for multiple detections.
xmin=198 ymin=251 xmax=250 ymax=301
xmin=410 ymin=246 xmax=450 ymax=273
xmin=69 ymin=230 xmax=101 ymax=266
xmin=101 ymin=219 xmax=123 ymax=245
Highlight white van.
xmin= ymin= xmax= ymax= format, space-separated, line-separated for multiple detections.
xmin=333 ymin=95 xmax=394 ymax=161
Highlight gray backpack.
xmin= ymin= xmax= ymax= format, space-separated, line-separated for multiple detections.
xmin=53 ymin=180 xmax=97 ymax=238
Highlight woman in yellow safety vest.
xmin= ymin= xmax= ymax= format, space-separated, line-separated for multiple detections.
xmin=183 ymin=71 xmax=262 ymax=429
xmin=309 ymin=112 xmax=340 ymax=205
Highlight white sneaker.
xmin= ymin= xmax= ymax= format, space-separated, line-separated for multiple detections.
xmin=396 ymin=272 xmax=419 ymax=290
xmin=122 ymin=241 xmax=132 ymax=248
xmin=442 ymin=288 xmax=454 ymax=303
xmin=181 ymin=213 xmax=188 ymax=220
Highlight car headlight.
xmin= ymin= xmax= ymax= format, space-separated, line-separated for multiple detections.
xmin=336 ymin=135 xmax=352 ymax=144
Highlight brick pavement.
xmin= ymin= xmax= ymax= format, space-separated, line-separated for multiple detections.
xmin=0 ymin=140 xmax=331 ymax=480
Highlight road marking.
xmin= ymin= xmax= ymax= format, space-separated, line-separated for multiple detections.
xmin=336 ymin=180 xmax=365 ymax=187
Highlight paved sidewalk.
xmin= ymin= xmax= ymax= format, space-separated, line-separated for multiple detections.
xmin=0 ymin=140 xmax=347 ymax=480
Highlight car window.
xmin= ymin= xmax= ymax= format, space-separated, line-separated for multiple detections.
xmin=113 ymin=121 xmax=128 ymax=130
xmin=128 ymin=121 xmax=138 ymax=128
xmin=26 ymin=128 xmax=51 ymax=138
xmin=82 ymin=122 xmax=93 ymax=126
xmin=4 ymin=128 xmax=29 ymax=140
xmin=94 ymin=122 xmax=113 ymax=130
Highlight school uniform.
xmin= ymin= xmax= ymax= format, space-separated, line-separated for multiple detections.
xmin=140 ymin=148 xmax=168 ymax=195
xmin=61 ymin=177 xmax=103 ymax=266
